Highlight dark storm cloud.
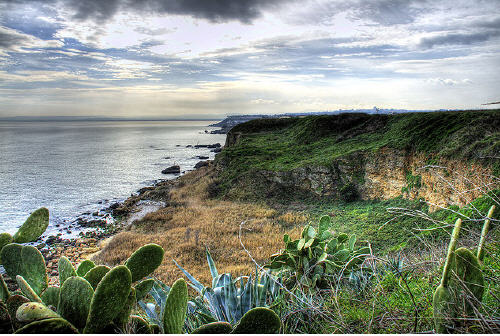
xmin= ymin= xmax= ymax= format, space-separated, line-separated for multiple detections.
xmin=2 ymin=0 xmax=296 ymax=24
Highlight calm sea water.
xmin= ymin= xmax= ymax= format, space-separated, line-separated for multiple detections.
xmin=0 ymin=120 xmax=225 ymax=237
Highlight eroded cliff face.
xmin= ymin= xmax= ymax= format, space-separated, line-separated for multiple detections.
xmin=361 ymin=148 xmax=494 ymax=211
xmin=239 ymin=148 xmax=494 ymax=211
xmin=219 ymin=111 xmax=499 ymax=209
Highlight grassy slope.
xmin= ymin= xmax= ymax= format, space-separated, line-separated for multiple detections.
xmin=216 ymin=110 xmax=500 ymax=197
xmin=95 ymin=110 xmax=500 ymax=332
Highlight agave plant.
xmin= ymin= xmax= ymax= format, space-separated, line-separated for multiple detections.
xmin=140 ymin=247 xmax=282 ymax=330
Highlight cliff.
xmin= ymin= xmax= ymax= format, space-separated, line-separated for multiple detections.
xmin=215 ymin=110 xmax=500 ymax=210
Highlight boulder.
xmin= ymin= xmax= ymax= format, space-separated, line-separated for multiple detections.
xmin=162 ymin=165 xmax=181 ymax=174
xmin=194 ymin=161 xmax=210 ymax=169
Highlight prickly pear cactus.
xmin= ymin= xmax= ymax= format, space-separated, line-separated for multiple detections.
xmin=40 ymin=286 xmax=60 ymax=309
xmin=58 ymin=276 xmax=94 ymax=331
xmin=451 ymin=247 xmax=484 ymax=315
xmin=231 ymin=307 xmax=281 ymax=334
xmin=15 ymin=276 xmax=42 ymax=303
xmin=477 ymin=205 xmax=495 ymax=262
xmin=58 ymin=256 xmax=77 ymax=286
xmin=114 ymin=287 xmax=136 ymax=328
xmin=0 ymin=274 xmax=10 ymax=302
xmin=1 ymin=244 xmax=47 ymax=295
xmin=83 ymin=265 xmax=132 ymax=334
xmin=433 ymin=218 xmax=462 ymax=334
xmin=84 ymin=265 xmax=110 ymax=289
xmin=163 ymin=278 xmax=188 ymax=334
xmin=12 ymin=207 xmax=49 ymax=244
xmin=125 ymin=243 xmax=165 ymax=282
xmin=134 ymin=278 xmax=155 ymax=301
xmin=0 ymin=233 xmax=13 ymax=260
xmin=14 ymin=317 xmax=78 ymax=334
xmin=192 ymin=321 xmax=233 ymax=334
xmin=0 ymin=243 xmax=22 ymax=279
xmin=16 ymin=302 xmax=59 ymax=323
xmin=76 ymin=260 xmax=95 ymax=277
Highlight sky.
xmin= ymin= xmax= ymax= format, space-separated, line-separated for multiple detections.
xmin=0 ymin=0 xmax=499 ymax=118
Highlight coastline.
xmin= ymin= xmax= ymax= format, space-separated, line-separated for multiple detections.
xmin=39 ymin=142 xmax=224 ymax=285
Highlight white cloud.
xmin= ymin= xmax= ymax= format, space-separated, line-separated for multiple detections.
xmin=0 ymin=70 xmax=89 ymax=83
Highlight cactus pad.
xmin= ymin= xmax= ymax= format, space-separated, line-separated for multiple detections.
xmin=58 ymin=276 xmax=94 ymax=330
xmin=16 ymin=302 xmax=59 ymax=323
xmin=451 ymin=247 xmax=484 ymax=314
xmin=14 ymin=317 xmax=78 ymax=334
xmin=58 ymin=256 xmax=77 ymax=286
xmin=1 ymin=244 xmax=47 ymax=295
xmin=163 ymin=278 xmax=188 ymax=334
xmin=76 ymin=260 xmax=95 ymax=277
xmin=134 ymin=279 xmax=155 ymax=301
xmin=84 ymin=265 xmax=110 ymax=289
xmin=84 ymin=265 xmax=132 ymax=333
xmin=193 ymin=321 xmax=233 ymax=334
xmin=0 ymin=243 xmax=23 ymax=280
xmin=15 ymin=276 xmax=42 ymax=303
xmin=231 ymin=307 xmax=281 ymax=334
xmin=125 ymin=243 xmax=164 ymax=282
xmin=433 ymin=285 xmax=455 ymax=333
xmin=12 ymin=208 xmax=49 ymax=244
xmin=114 ymin=287 xmax=136 ymax=328
xmin=0 ymin=273 xmax=10 ymax=302
xmin=40 ymin=287 xmax=60 ymax=309
xmin=0 ymin=233 xmax=13 ymax=260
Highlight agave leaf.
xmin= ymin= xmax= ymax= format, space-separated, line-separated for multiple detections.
xmin=283 ymin=234 xmax=290 ymax=244
xmin=172 ymin=259 xmax=205 ymax=294
xmin=206 ymin=248 xmax=219 ymax=285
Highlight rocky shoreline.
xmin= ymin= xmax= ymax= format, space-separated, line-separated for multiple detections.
xmin=23 ymin=141 xmax=224 ymax=287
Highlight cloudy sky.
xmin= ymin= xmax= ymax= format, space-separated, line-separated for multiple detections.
xmin=1 ymin=0 xmax=499 ymax=118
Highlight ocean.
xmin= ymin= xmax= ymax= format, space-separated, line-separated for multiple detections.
xmin=0 ymin=120 xmax=225 ymax=238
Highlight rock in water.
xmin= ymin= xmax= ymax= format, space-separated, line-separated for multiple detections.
xmin=161 ymin=165 xmax=180 ymax=174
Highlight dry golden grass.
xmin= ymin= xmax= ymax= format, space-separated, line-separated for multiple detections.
xmin=94 ymin=166 xmax=305 ymax=286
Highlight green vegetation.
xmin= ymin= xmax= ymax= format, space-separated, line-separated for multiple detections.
xmin=216 ymin=110 xmax=499 ymax=198
xmin=168 ymin=248 xmax=281 ymax=327
xmin=266 ymin=216 xmax=369 ymax=288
